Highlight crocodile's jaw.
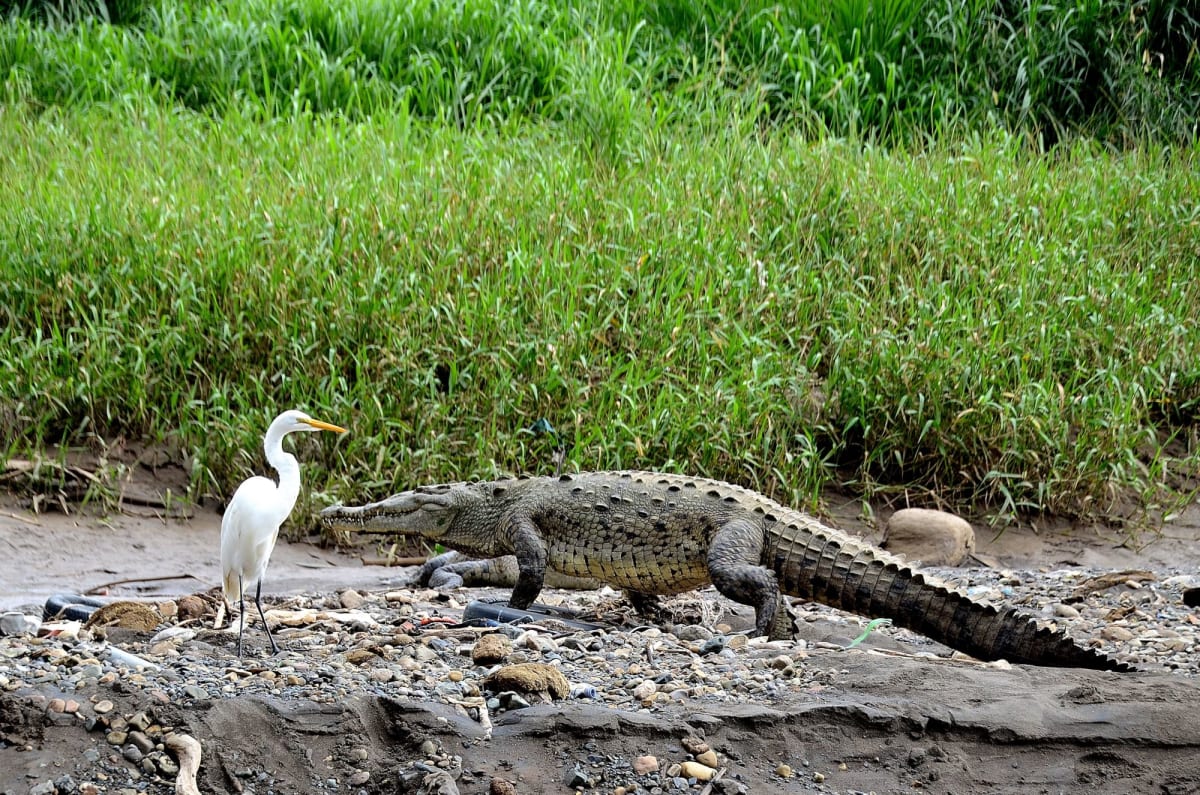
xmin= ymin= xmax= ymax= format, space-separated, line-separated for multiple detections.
xmin=320 ymin=491 xmax=455 ymax=539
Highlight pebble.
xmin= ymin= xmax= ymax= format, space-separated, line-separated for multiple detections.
xmin=776 ymin=764 xmax=793 ymax=778
xmin=128 ymin=731 xmax=155 ymax=754
xmin=0 ymin=611 xmax=40 ymax=636
xmin=633 ymin=755 xmax=659 ymax=774
xmin=1102 ymin=626 xmax=1135 ymax=642
xmin=679 ymin=761 xmax=716 ymax=780
xmin=632 ymin=680 xmax=657 ymax=701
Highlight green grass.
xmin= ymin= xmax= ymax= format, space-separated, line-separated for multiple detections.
xmin=2 ymin=0 xmax=1199 ymax=534
xmin=1 ymin=104 xmax=1197 ymax=530
xmin=2 ymin=0 xmax=1198 ymax=144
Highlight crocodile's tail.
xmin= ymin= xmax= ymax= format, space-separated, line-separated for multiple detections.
xmin=775 ymin=538 xmax=1136 ymax=671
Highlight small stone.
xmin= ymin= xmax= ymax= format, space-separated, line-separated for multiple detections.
xmin=775 ymin=764 xmax=793 ymax=778
xmin=674 ymin=625 xmax=714 ymax=642
xmin=813 ymin=772 xmax=825 ymax=783
xmin=679 ymin=761 xmax=716 ymax=781
xmin=122 ymin=744 xmax=144 ymax=764
xmin=63 ymin=700 xmax=80 ymax=714
xmin=563 ymin=764 xmax=591 ymax=788
xmin=349 ymin=748 xmax=369 ymax=762
xmin=419 ymin=739 xmax=439 ymax=756
xmin=128 ymin=731 xmax=155 ymax=754
xmin=48 ymin=698 xmax=66 ymax=713
xmin=1053 ymin=604 xmax=1081 ymax=618
xmin=448 ymin=670 xmax=464 ymax=682
xmin=632 ymin=680 xmax=657 ymax=701
xmin=882 ymin=508 xmax=975 ymax=566
xmin=339 ymin=589 xmax=365 ymax=610
xmin=0 ymin=611 xmax=40 ymax=636
xmin=681 ymin=737 xmax=709 ymax=755
xmin=348 ymin=770 xmax=370 ymax=786
xmin=93 ymin=700 xmax=114 ymax=714
xmin=107 ymin=731 xmax=128 ymax=746
xmin=695 ymin=750 xmax=719 ymax=767
xmin=76 ymin=665 xmax=103 ymax=680
xmin=1102 ymin=626 xmax=1135 ymax=642
xmin=370 ymin=668 xmax=394 ymax=683
xmin=490 ymin=778 xmax=518 ymax=795
xmin=483 ymin=663 xmax=569 ymax=700
xmin=472 ymin=634 xmax=513 ymax=665
xmin=633 ymin=755 xmax=659 ymax=774
xmin=158 ymin=757 xmax=179 ymax=776
xmin=177 ymin=596 xmax=207 ymax=621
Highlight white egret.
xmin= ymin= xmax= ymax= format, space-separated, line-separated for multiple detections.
xmin=221 ymin=409 xmax=347 ymax=656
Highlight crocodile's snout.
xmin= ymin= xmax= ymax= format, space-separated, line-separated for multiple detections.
xmin=319 ymin=505 xmax=360 ymax=526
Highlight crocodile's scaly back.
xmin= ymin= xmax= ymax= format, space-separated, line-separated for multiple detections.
xmin=321 ymin=470 xmax=1135 ymax=672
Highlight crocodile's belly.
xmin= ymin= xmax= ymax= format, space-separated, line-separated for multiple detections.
xmin=545 ymin=537 xmax=711 ymax=595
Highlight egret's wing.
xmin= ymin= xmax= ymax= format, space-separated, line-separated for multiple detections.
xmin=220 ymin=476 xmax=282 ymax=601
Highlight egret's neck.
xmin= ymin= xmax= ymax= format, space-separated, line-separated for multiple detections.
xmin=263 ymin=422 xmax=302 ymax=515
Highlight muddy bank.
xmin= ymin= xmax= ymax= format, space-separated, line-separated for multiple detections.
xmin=3 ymin=652 xmax=1199 ymax=795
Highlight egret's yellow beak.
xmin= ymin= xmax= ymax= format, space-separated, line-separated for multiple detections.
xmin=302 ymin=418 xmax=348 ymax=434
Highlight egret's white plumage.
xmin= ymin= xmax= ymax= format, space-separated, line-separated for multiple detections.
xmin=220 ymin=409 xmax=347 ymax=655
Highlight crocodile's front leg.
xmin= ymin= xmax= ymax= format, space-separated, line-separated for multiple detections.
xmin=507 ymin=517 xmax=548 ymax=609
xmin=707 ymin=519 xmax=780 ymax=637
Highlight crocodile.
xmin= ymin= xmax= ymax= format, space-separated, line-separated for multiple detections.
xmin=321 ymin=470 xmax=1135 ymax=671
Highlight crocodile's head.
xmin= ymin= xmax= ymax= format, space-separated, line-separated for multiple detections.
xmin=320 ymin=482 xmax=482 ymax=540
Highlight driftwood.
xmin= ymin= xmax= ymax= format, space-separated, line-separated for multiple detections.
xmin=164 ymin=733 xmax=202 ymax=795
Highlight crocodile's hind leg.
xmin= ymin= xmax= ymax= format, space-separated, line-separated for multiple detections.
xmin=624 ymin=590 xmax=664 ymax=624
xmin=767 ymin=595 xmax=796 ymax=640
xmin=707 ymin=519 xmax=781 ymax=637
xmin=406 ymin=551 xmax=508 ymax=589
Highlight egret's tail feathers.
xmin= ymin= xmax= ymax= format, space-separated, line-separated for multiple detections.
xmin=223 ymin=570 xmax=242 ymax=604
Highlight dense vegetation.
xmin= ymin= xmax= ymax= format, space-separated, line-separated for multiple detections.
xmin=1 ymin=0 xmax=1198 ymax=530
xmin=4 ymin=0 xmax=1198 ymax=145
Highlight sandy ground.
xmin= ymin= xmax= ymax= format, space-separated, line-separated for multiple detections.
xmin=2 ymin=469 xmax=1200 ymax=794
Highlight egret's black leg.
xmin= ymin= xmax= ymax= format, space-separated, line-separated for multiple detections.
xmin=236 ymin=574 xmax=246 ymax=657
xmin=255 ymin=580 xmax=279 ymax=654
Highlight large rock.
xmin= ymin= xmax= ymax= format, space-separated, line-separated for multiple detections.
xmin=882 ymin=508 xmax=975 ymax=566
